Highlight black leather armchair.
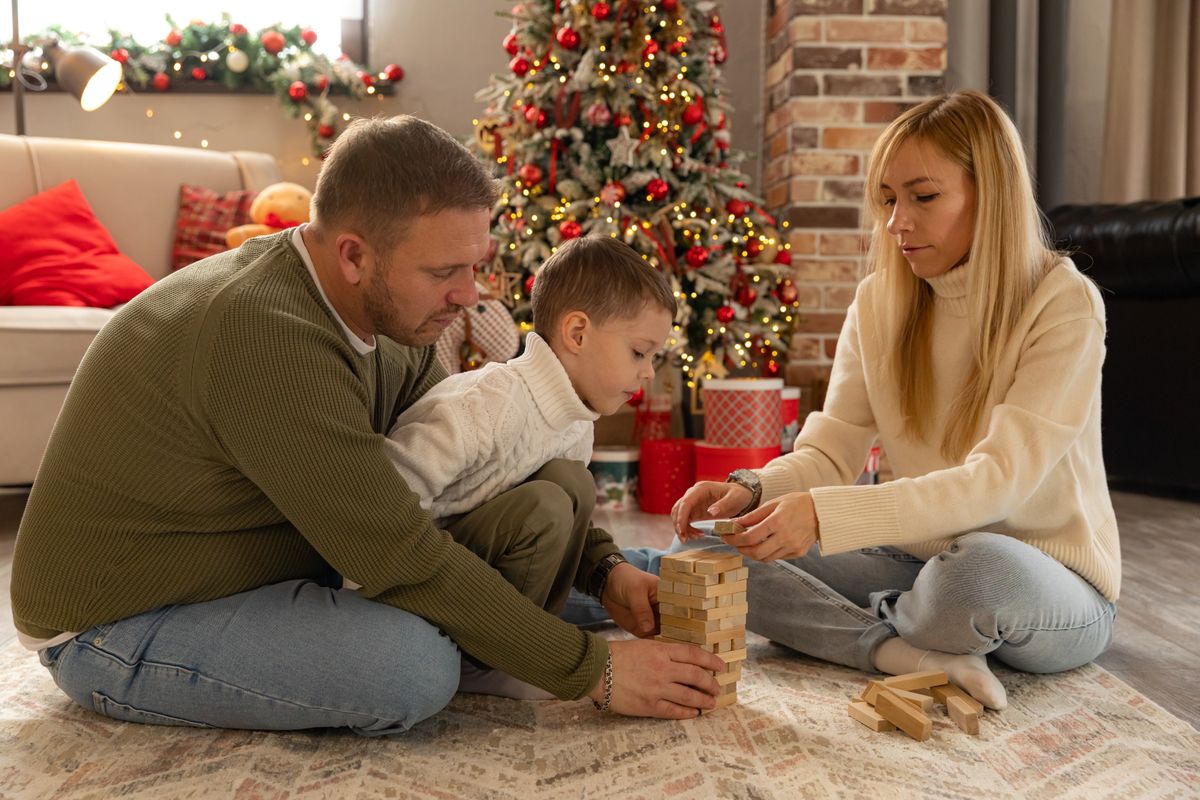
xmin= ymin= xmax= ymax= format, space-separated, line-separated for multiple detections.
xmin=1046 ymin=198 xmax=1200 ymax=495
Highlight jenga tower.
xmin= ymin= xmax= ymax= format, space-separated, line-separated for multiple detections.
xmin=655 ymin=549 xmax=749 ymax=712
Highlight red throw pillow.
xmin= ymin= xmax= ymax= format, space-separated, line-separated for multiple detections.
xmin=171 ymin=183 xmax=255 ymax=270
xmin=0 ymin=180 xmax=155 ymax=308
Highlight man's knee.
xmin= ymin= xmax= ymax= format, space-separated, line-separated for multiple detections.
xmin=363 ymin=622 xmax=460 ymax=730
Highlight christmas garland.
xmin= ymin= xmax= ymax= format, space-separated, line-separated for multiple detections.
xmin=1 ymin=14 xmax=404 ymax=155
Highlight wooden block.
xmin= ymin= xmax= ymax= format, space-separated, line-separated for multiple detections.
xmin=718 ymin=614 xmax=747 ymax=630
xmin=692 ymin=553 xmax=745 ymax=576
xmin=715 ymin=669 xmax=740 ymax=686
xmin=861 ymin=680 xmax=932 ymax=710
xmin=947 ymin=695 xmax=980 ymax=735
xmin=720 ymin=662 xmax=743 ymax=679
xmin=721 ymin=567 xmax=749 ymax=583
xmin=875 ymin=689 xmax=932 ymax=742
xmin=713 ymin=520 xmax=745 ymax=535
xmin=882 ymin=670 xmax=948 ymax=691
xmin=848 ymin=700 xmax=896 ymax=732
xmin=717 ymin=648 xmax=748 ymax=664
xmin=718 ymin=680 xmax=738 ymax=696
xmin=689 ymin=579 xmax=747 ymax=598
xmin=656 ymin=590 xmax=717 ymax=610
xmin=658 ymin=602 xmax=690 ymax=618
xmin=929 ymin=683 xmax=984 ymax=715
xmin=701 ymin=690 xmax=738 ymax=713
xmin=688 ymin=603 xmax=749 ymax=621
xmin=660 ymin=567 xmax=719 ymax=586
xmin=661 ymin=625 xmax=735 ymax=646
xmin=662 ymin=614 xmax=722 ymax=633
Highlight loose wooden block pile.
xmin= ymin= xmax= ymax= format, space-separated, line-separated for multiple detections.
xmin=848 ymin=670 xmax=984 ymax=741
xmin=655 ymin=548 xmax=748 ymax=712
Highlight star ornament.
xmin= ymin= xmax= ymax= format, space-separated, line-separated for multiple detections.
xmin=606 ymin=127 xmax=640 ymax=167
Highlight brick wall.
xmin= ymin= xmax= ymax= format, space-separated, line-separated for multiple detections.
xmin=763 ymin=0 xmax=947 ymax=417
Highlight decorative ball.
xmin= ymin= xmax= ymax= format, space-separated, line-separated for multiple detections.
xmin=726 ymin=199 xmax=747 ymax=217
xmin=510 ymin=56 xmax=530 ymax=77
xmin=682 ymin=101 xmax=704 ymax=125
xmin=584 ymin=101 xmax=612 ymax=127
xmin=525 ymin=274 xmax=536 ymax=296
xmin=774 ymin=249 xmax=792 ymax=265
xmin=668 ymin=39 xmax=685 ymax=55
xmin=503 ymin=32 xmax=520 ymax=55
xmin=642 ymin=40 xmax=659 ymax=60
xmin=736 ymin=286 xmax=757 ymax=306
xmin=524 ymin=105 xmax=548 ymax=128
xmin=517 ymin=163 xmax=543 ymax=185
xmin=288 ymin=81 xmax=308 ymax=102
xmin=712 ymin=44 xmax=728 ymax=64
xmin=300 ymin=28 xmax=318 ymax=46
xmin=646 ymin=178 xmax=669 ymax=202
xmin=384 ymin=63 xmax=404 ymax=82
xmin=165 ymin=30 xmax=182 ymax=47
xmin=626 ymin=387 xmax=645 ymax=407
xmin=261 ymin=31 xmax=286 ymax=55
xmin=686 ymin=245 xmax=709 ymax=268
xmin=230 ymin=23 xmax=248 ymax=37
xmin=191 ymin=67 xmax=207 ymax=81
xmin=710 ymin=15 xmax=725 ymax=33
xmin=716 ymin=305 xmax=735 ymax=324
xmin=225 ymin=48 xmax=249 ymax=73
xmin=318 ymin=123 xmax=335 ymax=139
xmin=152 ymin=72 xmax=170 ymax=91
xmin=746 ymin=238 xmax=763 ymax=257
xmin=777 ymin=280 xmax=799 ymax=305
xmin=110 ymin=48 xmax=129 ymax=64
xmin=600 ymin=181 xmax=626 ymax=204
xmin=358 ymin=71 xmax=374 ymax=87
xmin=766 ymin=360 xmax=780 ymax=377
xmin=556 ymin=26 xmax=580 ymax=50
xmin=662 ymin=0 xmax=679 ymax=10
xmin=615 ymin=60 xmax=633 ymax=74
xmin=559 ymin=220 xmax=583 ymax=239
xmin=250 ymin=182 xmax=313 ymax=227
xmin=592 ymin=2 xmax=611 ymax=20
xmin=316 ymin=74 xmax=330 ymax=91
xmin=614 ymin=111 xmax=632 ymax=127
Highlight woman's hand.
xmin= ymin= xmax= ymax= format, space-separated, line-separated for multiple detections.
xmin=589 ymin=639 xmax=726 ymax=719
xmin=671 ymin=480 xmax=752 ymax=540
xmin=600 ymin=562 xmax=658 ymax=638
xmin=722 ymin=491 xmax=819 ymax=561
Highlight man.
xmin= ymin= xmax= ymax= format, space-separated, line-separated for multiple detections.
xmin=12 ymin=116 xmax=722 ymax=732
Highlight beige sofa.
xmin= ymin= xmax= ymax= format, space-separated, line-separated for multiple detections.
xmin=0 ymin=134 xmax=281 ymax=486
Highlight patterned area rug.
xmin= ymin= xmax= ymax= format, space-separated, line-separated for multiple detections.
xmin=1 ymin=634 xmax=1197 ymax=799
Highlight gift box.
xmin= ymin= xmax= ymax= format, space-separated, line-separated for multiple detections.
xmin=638 ymin=438 xmax=696 ymax=514
xmin=588 ymin=446 xmax=639 ymax=510
xmin=702 ymin=378 xmax=784 ymax=449
xmin=694 ymin=440 xmax=781 ymax=483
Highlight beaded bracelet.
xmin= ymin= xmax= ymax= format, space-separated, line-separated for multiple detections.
xmin=591 ymin=650 xmax=614 ymax=712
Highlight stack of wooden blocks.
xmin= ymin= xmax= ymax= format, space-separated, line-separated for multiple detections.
xmin=848 ymin=670 xmax=984 ymax=741
xmin=655 ymin=549 xmax=748 ymax=712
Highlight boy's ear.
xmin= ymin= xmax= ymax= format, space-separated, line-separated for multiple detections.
xmin=559 ymin=310 xmax=591 ymax=354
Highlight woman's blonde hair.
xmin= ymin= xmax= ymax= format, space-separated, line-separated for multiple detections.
xmin=864 ymin=90 xmax=1059 ymax=460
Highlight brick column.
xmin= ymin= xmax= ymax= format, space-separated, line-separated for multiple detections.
xmin=763 ymin=0 xmax=947 ymax=417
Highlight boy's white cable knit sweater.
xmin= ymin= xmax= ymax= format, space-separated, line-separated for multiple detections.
xmin=385 ymin=332 xmax=599 ymax=522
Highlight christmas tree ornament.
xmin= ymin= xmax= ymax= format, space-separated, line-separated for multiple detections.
xmin=517 ymin=163 xmax=543 ymax=185
xmin=745 ymin=238 xmax=763 ymax=257
xmin=686 ymin=245 xmax=709 ymax=268
xmin=641 ymin=40 xmax=659 ymax=60
xmin=288 ymin=81 xmax=308 ymax=101
xmin=503 ymin=31 xmax=520 ymax=55
xmin=626 ymin=387 xmax=645 ymax=407
xmin=524 ymin=105 xmax=548 ymax=128
xmin=384 ymin=63 xmax=405 ymax=82
xmin=261 ymin=30 xmax=285 ymax=55
xmin=225 ymin=48 xmax=249 ymax=73
xmin=646 ymin=178 xmax=669 ymax=202
xmin=599 ymin=181 xmax=626 ymax=204
xmin=614 ymin=111 xmax=632 ymax=127
xmin=230 ymin=23 xmax=248 ymax=37
xmin=524 ymin=274 xmax=536 ymax=295
xmin=559 ymin=220 xmax=583 ymax=239
xmin=668 ymin=39 xmax=686 ymax=55
xmin=318 ymin=123 xmax=335 ymax=138
xmin=777 ymin=279 xmax=798 ymax=305
xmin=682 ymin=101 xmax=704 ymax=125
xmin=592 ymin=2 xmax=612 ymax=21
xmin=152 ymin=72 xmax=170 ymax=91
xmin=716 ymin=305 xmax=735 ymax=323
xmin=607 ymin=127 xmax=639 ymax=167
xmin=584 ymin=101 xmax=612 ymax=127
xmin=191 ymin=67 xmax=207 ymax=81
xmin=358 ymin=70 xmax=374 ymax=86
xmin=300 ymin=28 xmax=317 ymax=46
xmin=110 ymin=48 xmax=129 ymax=63
xmin=556 ymin=26 xmax=581 ymax=50
xmin=774 ymin=249 xmax=793 ymax=265
xmin=316 ymin=74 xmax=330 ymax=91
xmin=736 ymin=286 xmax=757 ymax=307
xmin=726 ymin=199 xmax=747 ymax=217
xmin=166 ymin=29 xmax=182 ymax=47
xmin=510 ymin=56 xmax=531 ymax=77
xmin=662 ymin=0 xmax=679 ymax=10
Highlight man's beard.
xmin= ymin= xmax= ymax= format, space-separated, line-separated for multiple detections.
xmin=363 ymin=260 xmax=460 ymax=347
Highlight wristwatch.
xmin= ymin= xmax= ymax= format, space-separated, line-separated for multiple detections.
xmin=726 ymin=469 xmax=762 ymax=516
xmin=588 ymin=552 xmax=628 ymax=599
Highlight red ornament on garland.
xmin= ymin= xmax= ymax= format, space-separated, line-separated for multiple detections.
xmin=384 ymin=63 xmax=405 ymax=82
xmin=524 ymin=274 xmax=536 ymax=296
xmin=736 ymin=286 xmax=757 ymax=306
xmin=230 ymin=23 xmax=248 ymax=37
xmin=358 ymin=71 xmax=374 ymax=87
xmin=600 ymin=181 xmax=626 ymax=204
xmin=318 ymin=123 xmax=335 ymax=139
xmin=716 ymin=305 xmax=735 ymax=324
xmin=503 ymin=32 xmax=520 ymax=56
xmin=642 ymin=40 xmax=659 ymax=60
xmin=614 ymin=111 xmax=632 ymax=127
xmin=152 ymin=72 xmax=170 ymax=91
xmin=777 ymin=280 xmax=799 ymax=305
xmin=261 ymin=30 xmax=285 ymax=55
xmin=662 ymin=0 xmax=679 ymax=10
xmin=524 ymin=105 xmax=548 ymax=128
xmin=774 ymin=249 xmax=792 ymax=265
xmin=726 ymin=199 xmax=747 ymax=217
xmin=646 ymin=178 xmax=669 ymax=202
xmin=682 ymin=101 xmax=704 ymax=125
xmin=517 ymin=163 xmax=544 ymax=185
xmin=191 ymin=67 xmax=207 ymax=81
xmin=110 ymin=48 xmax=129 ymax=64
xmin=300 ymin=28 xmax=318 ymax=46
xmin=556 ymin=26 xmax=580 ymax=50
xmin=165 ymin=30 xmax=182 ymax=47
xmin=591 ymin=1 xmax=611 ymax=20
xmin=667 ymin=39 xmax=685 ymax=55
xmin=288 ymin=81 xmax=308 ymax=102
xmin=316 ymin=75 xmax=330 ymax=91
xmin=746 ymin=238 xmax=763 ymax=257
xmin=559 ymin=220 xmax=583 ymax=239
xmin=509 ymin=56 xmax=531 ymax=77
xmin=685 ymin=245 xmax=709 ymax=268
xmin=626 ymin=387 xmax=645 ymax=407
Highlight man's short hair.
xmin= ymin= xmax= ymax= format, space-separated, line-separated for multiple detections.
xmin=531 ymin=237 xmax=677 ymax=341
xmin=312 ymin=115 xmax=498 ymax=250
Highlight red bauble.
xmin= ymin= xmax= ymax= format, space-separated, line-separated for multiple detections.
xmin=746 ymin=239 xmax=763 ymax=257
xmin=510 ymin=56 xmax=531 ymax=77
xmin=316 ymin=75 xmax=330 ymax=91
xmin=261 ymin=31 xmax=285 ymax=54
xmin=524 ymin=274 xmax=536 ymax=296
xmin=614 ymin=111 xmax=632 ymax=127
xmin=726 ymin=199 xmax=747 ymax=217
xmin=777 ymin=280 xmax=799 ymax=304
xmin=686 ymin=245 xmax=709 ymax=268
xmin=642 ymin=40 xmax=659 ymax=60
xmin=712 ymin=45 xmax=728 ymax=64
xmin=230 ymin=23 xmax=248 ymax=37
xmin=667 ymin=39 xmax=685 ymax=55
xmin=318 ymin=123 xmax=335 ymax=139
xmin=358 ymin=71 xmax=374 ymax=87
xmin=165 ymin=30 xmax=182 ymax=47
xmin=591 ymin=1 xmax=611 ymax=20
xmin=646 ymin=178 xmax=669 ymax=202
xmin=774 ymin=249 xmax=792 ymax=265
xmin=711 ymin=16 xmax=725 ymax=33
xmin=682 ymin=101 xmax=704 ymax=125
xmin=556 ymin=26 xmax=580 ymax=50
xmin=600 ymin=181 xmax=626 ymax=204
xmin=152 ymin=72 xmax=170 ymax=91
xmin=518 ymin=163 xmax=543 ymax=185
xmin=559 ymin=220 xmax=583 ymax=239
xmin=736 ymin=286 xmax=757 ymax=306
xmin=503 ymin=32 xmax=520 ymax=55
xmin=384 ymin=63 xmax=405 ymax=82
xmin=662 ymin=0 xmax=679 ymax=10
xmin=615 ymin=60 xmax=633 ymax=74
xmin=300 ymin=28 xmax=318 ymax=46
xmin=191 ymin=67 xmax=207 ymax=81
xmin=626 ymin=387 xmax=645 ymax=407
xmin=716 ymin=305 xmax=735 ymax=324
xmin=109 ymin=48 xmax=128 ymax=64
xmin=766 ymin=360 xmax=780 ymax=377
xmin=523 ymin=105 xmax=548 ymax=128
xmin=288 ymin=81 xmax=308 ymax=102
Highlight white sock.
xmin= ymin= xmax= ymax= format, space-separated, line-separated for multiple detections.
xmin=458 ymin=660 xmax=555 ymax=701
xmin=872 ymin=637 xmax=1008 ymax=710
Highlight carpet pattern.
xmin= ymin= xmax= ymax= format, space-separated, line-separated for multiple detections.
xmin=1 ymin=634 xmax=1197 ymax=799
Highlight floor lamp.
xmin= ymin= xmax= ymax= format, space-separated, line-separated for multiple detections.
xmin=7 ymin=0 xmax=121 ymax=135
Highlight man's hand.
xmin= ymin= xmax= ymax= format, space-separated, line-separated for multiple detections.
xmin=600 ymin=562 xmax=658 ymax=637
xmin=589 ymin=639 xmax=726 ymax=719
xmin=671 ymin=480 xmax=752 ymax=540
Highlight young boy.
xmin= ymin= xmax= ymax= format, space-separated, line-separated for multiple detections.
xmin=384 ymin=236 xmax=676 ymax=691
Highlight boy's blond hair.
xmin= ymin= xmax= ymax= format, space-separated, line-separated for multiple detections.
xmin=531 ymin=237 xmax=677 ymax=342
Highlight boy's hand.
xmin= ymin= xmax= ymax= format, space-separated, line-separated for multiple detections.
xmin=671 ymin=480 xmax=752 ymax=540
xmin=600 ymin=562 xmax=658 ymax=637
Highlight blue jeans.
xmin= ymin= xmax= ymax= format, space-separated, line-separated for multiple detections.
xmin=565 ymin=531 xmax=1116 ymax=674
xmin=40 ymin=579 xmax=460 ymax=735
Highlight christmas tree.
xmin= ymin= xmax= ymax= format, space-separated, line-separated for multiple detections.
xmin=472 ymin=0 xmax=800 ymax=384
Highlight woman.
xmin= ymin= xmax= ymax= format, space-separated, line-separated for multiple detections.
xmin=661 ymin=90 xmax=1118 ymax=711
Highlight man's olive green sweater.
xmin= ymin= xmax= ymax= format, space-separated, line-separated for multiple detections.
xmin=11 ymin=232 xmax=611 ymax=700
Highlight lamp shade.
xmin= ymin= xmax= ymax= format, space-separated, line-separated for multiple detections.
xmin=48 ymin=45 xmax=121 ymax=111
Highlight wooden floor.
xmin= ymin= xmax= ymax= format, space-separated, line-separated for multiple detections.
xmin=2 ymin=486 xmax=1197 ymax=730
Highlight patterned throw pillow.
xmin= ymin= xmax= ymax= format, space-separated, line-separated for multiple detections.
xmin=170 ymin=184 xmax=255 ymax=270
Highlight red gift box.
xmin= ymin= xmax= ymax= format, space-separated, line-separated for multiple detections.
xmin=694 ymin=440 xmax=781 ymax=483
xmin=638 ymin=438 xmax=696 ymax=514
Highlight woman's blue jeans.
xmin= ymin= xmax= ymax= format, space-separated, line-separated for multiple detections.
xmin=564 ymin=531 xmax=1116 ymax=674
